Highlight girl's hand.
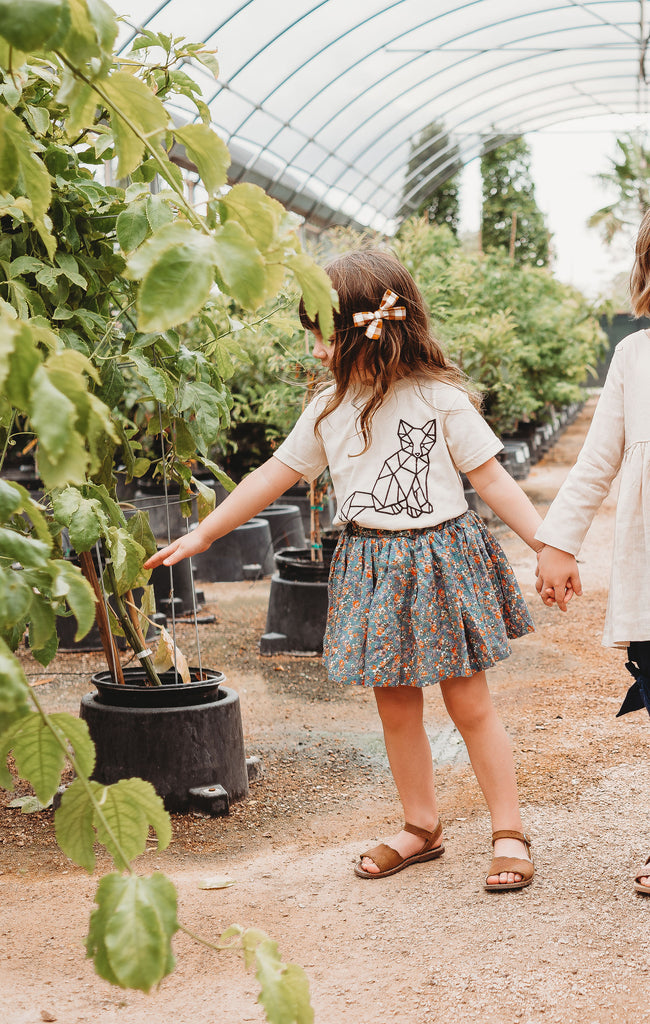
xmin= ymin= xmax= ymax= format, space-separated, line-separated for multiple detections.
xmin=144 ymin=531 xmax=209 ymax=570
xmin=535 ymin=545 xmax=582 ymax=612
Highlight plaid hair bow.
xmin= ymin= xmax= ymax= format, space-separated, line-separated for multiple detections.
xmin=352 ymin=288 xmax=406 ymax=339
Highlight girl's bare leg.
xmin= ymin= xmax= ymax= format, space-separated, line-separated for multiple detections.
xmin=440 ymin=670 xmax=530 ymax=886
xmin=360 ymin=686 xmax=440 ymax=874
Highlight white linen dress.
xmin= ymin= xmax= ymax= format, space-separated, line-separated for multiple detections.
xmin=535 ymin=329 xmax=650 ymax=647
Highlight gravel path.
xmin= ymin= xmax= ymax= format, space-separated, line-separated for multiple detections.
xmin=1 ymin=397 xmax=649 ymax=1024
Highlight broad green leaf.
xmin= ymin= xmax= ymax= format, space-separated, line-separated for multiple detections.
xmin=128 ymin=353 xmax=172 ymax=403
xmin=0 ymin=639 xmax=31 ymax=744
xmin=58 ymin=0 xmax=116 ymax=72
xmin=116 ymin=202 xmax=149 ymax=253
xmin=0 ymin=479 xmax=22 ymax=521
xmin=55 ymin=776 xmax=98 ymax=871
xmin=0 ymin=107 xmax=54 ymax=257
xmin=213 ymin=221 xmax=266 ymax=309
xmin=136 ymin=230 xmax=218 ymax=332
xmin=93 ymin=777 xmax=171 ymax=864
xmin=0 ymin=0 xmax=65 ymax=52
xmin=219 ymin=183 xmax=283 ymax=252
xmin=102 ymin=71 xmax=168 ymax=179
xmin=87 ymin=873 xmax=178 ymax=992
xmin=53 ymin=488 xmax=108 ymax=552
xmin=0 ymin=526 xmax=51 ymax=567
xmin=255 ymin=939 xmax=314 ymax=1024
xmin=27 ymin=593 xmax=56 ymax=653
xmin=284 ymin=252 xmax=337 ymax=345
xmin=57 ymin=70 xmax=98 ymax=138
xmin=105 ymin=525 xmax=145 ymax=594
xmin=125 ymin=509 xmax=157 ymax=560
xmin=0 ymin=311 xmax=40 ymax=408
xmin=1 ymin=711 xmax=90 ymax=804
xmin=193 ymin=476 xmax=216 ymax=520
xmin=174 ymin=124 xmax=230 ymax=196
xmin=0 ymin=565 xmax=34 ymax=626
xmin=144 ymin=193 xmax=173 ymax=232
xmin=29 ymin=365 xmax=77 ymax=463
xmin=51 ymin=559 xmax=96 ymax=640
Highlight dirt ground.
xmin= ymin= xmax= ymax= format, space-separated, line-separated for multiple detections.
xmin=1 ymin=396 xmax=649 ymax=1024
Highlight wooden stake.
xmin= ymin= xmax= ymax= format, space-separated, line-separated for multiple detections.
xmin=78 ymin=550 xmax=125 ymax=685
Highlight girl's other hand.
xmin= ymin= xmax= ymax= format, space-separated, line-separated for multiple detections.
xmin=535 ymin=546 xmax=582 ymax=612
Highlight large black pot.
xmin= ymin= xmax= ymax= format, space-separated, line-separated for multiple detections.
xmin=260 ymin=547 xmax=333 ymax=655
xmin=191 ymin=517 xmax=275 ymax=581
xmin=80 ymin=667 xmax=249 ymax=813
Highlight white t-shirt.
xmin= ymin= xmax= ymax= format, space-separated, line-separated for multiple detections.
xmin=274 ymin=377 xmax=503 ymax=530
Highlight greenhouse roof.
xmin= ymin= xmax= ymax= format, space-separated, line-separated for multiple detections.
xmin=116 ymin=1 xmax=650 ymax=232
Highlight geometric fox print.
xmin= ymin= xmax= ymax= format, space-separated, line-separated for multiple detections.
xmin=340 ymin=418 xmax=437 ymax=521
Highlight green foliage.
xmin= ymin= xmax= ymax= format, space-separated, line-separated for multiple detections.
xmin=399 ymin=120 xmax=461 ymax=233
xmin=220 ymin=925 xmax=314 ymax=1024
xmin=0 ymin=0 xmax=323 ymax=1012
xmin=588 ymin=132 xmax=650 ymax=243
xmin=395 ymin=218 xmax=606 ymax=434
xmin=86 ymin=872 xmax=178 ymax=991
xmin=480 ymin=134 xmax=550 ymax=268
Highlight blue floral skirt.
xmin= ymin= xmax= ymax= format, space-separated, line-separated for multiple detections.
xmin=323 ymin=510 xmax=534 ymax=688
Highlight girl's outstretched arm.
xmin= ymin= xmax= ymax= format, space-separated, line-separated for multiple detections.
xmin=143 ymin=457 xmax=303 ymax=569
xmin=466 ymin=456 xmax=545 ymax=553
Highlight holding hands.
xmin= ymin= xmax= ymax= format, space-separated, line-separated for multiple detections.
xmin=535 ymin=545 xmax=583 ymax=612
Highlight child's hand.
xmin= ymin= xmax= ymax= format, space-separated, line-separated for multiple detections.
xmin=535 ymin=545 xmax=582 ymax=612
xmin=144 ymin=531 xmax=209 ymax=570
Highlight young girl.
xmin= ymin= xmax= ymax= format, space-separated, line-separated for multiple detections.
xmin=145 ymin=250 xmax=544 ymax=891
xmin=535 ymin=212 xmax=650 ymax=896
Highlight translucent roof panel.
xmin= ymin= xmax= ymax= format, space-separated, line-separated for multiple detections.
xmin=116 ymin=1 xmax=650 ymax=231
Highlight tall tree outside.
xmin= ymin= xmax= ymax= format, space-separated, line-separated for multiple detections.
xmin=399 ymin=121 xmax=461 ymax=234
xmin=588 ymin=133 xmax=650 ymax=244
xmin=481 ymin=134 xmax=550 ymax=267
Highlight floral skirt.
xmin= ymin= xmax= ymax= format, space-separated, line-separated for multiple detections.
xmin=323 ymin=510 xmax=534 ymax=688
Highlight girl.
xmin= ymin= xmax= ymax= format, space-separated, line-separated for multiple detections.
xmin=145 ymin=250 xmax=544 ymax=891
xmin=535 ymin=212 xmax=650 ymax=896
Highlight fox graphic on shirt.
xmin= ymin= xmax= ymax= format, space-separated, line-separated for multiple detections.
xmin=340 ymin=418 xmax=437 ymax=521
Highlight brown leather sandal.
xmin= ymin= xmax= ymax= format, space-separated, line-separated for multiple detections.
xmin=484 ymin=829 xmax=534 ymax=892
xmin=354 ymin=821 xmax=445 ymax=879
xmin=634 ymin=855 xmax=650 ymax=894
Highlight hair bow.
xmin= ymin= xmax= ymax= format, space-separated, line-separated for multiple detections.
xmin=352 ymin=288 xmax=407 ymax=339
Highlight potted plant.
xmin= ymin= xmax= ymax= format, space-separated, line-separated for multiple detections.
xmin=0 ymin=0 xmax=333 ymax=1008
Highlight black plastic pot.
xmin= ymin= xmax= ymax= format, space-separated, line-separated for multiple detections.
xmin=257 ymin=504 xmax=306 ymax=550
xmin=277 ymin=483 xmax=334 ymax=534
xmin=149 ymin=553 xmax=197 ymax=615
xmin=191 ymin=517 xmax=275 ymax=581
xmin=80 ymin=667 xmax=249 ymax=813
xmin=260 ymin=547 xmax=333 ymax=655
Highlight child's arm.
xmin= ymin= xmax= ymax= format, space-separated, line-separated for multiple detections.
xmin=143 ymin=457 xmax=303 ymax=569
xmin=466 ymin=456 xmax=544 ymax=552
xmin=535 ymin=545 xmax=582 ymax=612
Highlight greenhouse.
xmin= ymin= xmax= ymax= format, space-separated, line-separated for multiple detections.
xmin=1 ymin=3 xmax=650 ymax=1023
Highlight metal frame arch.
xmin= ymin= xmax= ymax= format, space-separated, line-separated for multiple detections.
xmin=365 ymin=67 xmax=641 ymax=218
xmin=294 ymin=47 xmax=636 ymax=223
xmin=244 ymin=10 xmax=642 ymax=219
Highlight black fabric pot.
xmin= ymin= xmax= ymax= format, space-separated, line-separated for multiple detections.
xmin=80 ymin=667 xmax=249 ymax=812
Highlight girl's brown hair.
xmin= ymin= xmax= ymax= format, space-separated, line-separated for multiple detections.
xmin=299 ymin=249 xmax=479 ymax=450
xmin=630 ymin=210 xmax=650 ymax=317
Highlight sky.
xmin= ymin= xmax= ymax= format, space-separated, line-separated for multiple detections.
xmin=457 ymin=124 xmax=638 ymax=304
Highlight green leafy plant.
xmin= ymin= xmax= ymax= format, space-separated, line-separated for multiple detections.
xmin=0 ymin=0 xmax=335 ymax=1015
xmin=395 ymin=218 xmax=606 ymax=434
